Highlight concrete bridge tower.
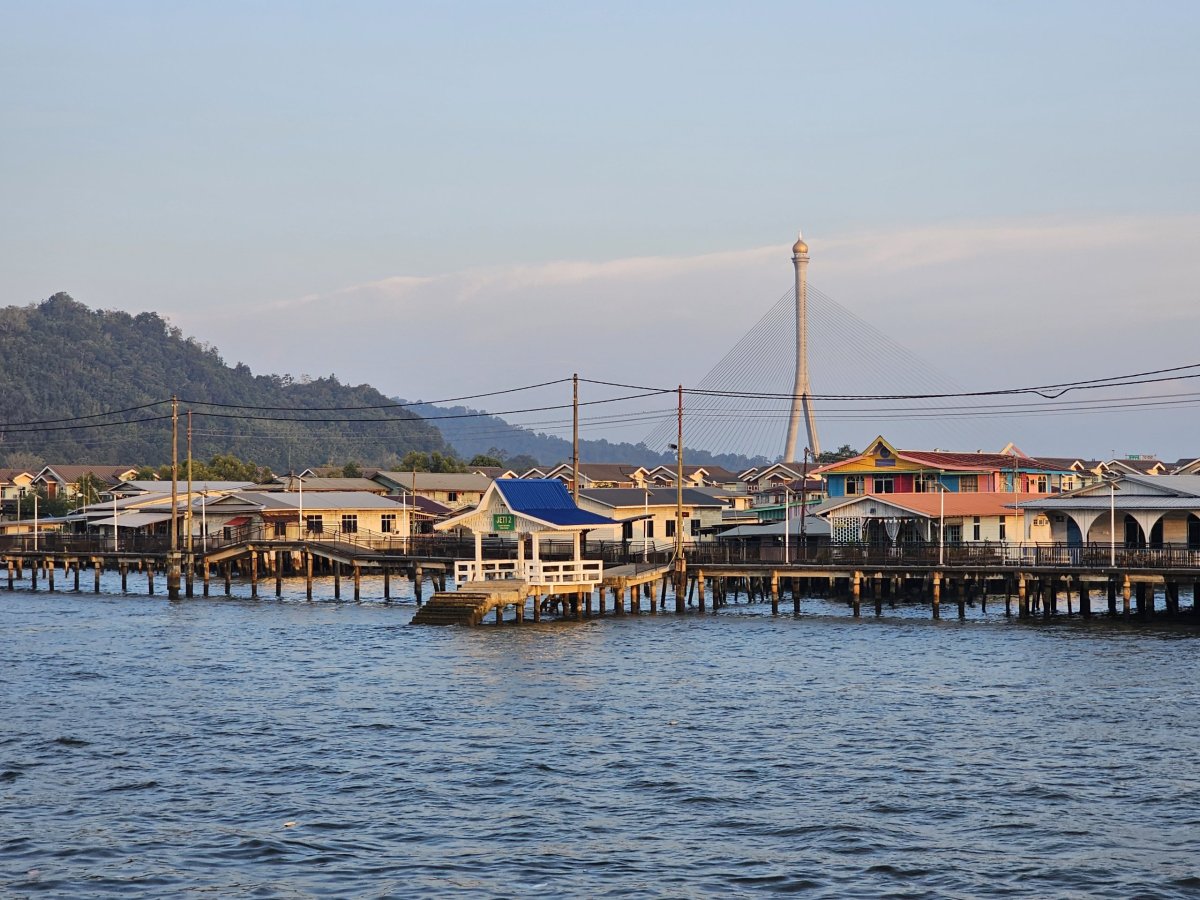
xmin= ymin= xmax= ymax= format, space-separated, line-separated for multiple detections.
xmin=783 ymin=233 xmax=821 ymax=462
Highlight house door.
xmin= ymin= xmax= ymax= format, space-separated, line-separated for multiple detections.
xmin=1124 ymin=515 xmax=1145 ymax=549
xmin=1189 ymin=515 xmax=1200 ymax=551
xmin=1065 ymin=519 xmax=1082 ymax=547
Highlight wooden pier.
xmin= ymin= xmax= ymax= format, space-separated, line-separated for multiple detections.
xmin=3 ymin=540 xmax=1198 ymax=625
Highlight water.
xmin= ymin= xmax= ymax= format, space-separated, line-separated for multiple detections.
xmin=2 ymin=575 xmax=1199 ymax=897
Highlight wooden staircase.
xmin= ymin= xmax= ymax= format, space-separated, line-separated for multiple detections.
xmin=411 ymin=591 xmax=495 ymax=626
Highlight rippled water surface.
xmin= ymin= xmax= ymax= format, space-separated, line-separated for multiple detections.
xmin=2 ymin=576 xmax=1199 ymax=898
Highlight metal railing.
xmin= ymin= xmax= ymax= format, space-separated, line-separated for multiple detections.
xmin=4 ymin=529 xmax=1197 ymax=572
xmin=687 ymin=541 xmax=1200 ymax=570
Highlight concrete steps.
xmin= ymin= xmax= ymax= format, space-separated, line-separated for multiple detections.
xmin=411 ymin=591 xmax=494 ymax=626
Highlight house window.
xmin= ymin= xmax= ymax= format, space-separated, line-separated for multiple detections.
xmin=447 ymin=492 xmax=458 ymax=502
xmin=945 ymin=524 xmax=962 ymax=543
xmin=846 ymin=476 xmax=865 ymax=496
xmin=958 ymin=475 xmax=978 ymax=493
xmin=645 ymin=520 xmax=655 ymax=539
xmin=381 ymin=513 xmax=396 ymax=533
xmin=872 ymin=477 xmax=894 ymax=494
xmin=1032 ymin=475 xmax=1048 ymax=493
xmin=666 ymin=519 xmax=676 ymax=538
xmin=305 ymin=515 xmax=323 ymax=534
xmin=999 ymin=517 xmax=1007 ymax=541
xmin=273 ymin=521 xmax=287 ymax=538
xmin=690 ymin=518 xmax=701 ymax=537
xmin=972 ymin=516 xmax=981 ymax=541
xmin=622 ymin=521 xmax=633 ymax=540
xmin=914 ymin=473 xmax=940 ymax=493
xmin=341 ymin=514 xmax=358 ymax=534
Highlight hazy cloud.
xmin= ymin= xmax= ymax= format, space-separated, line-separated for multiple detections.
xmin=173 ymin=214 xmax=1200 ymax=458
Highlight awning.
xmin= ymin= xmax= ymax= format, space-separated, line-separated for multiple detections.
xmin=224 ymin=516 xmax=251 ymax=527
xmin=90 ymin=512 xmax=174 ymax=529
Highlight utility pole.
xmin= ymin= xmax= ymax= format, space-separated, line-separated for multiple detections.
xmin=800 ymin=448 xmax=810 ymax=559
xmin=186 ymin=410 xmax=194 ymax=597
xmin=572 ymin=373 xmax=580 ymax=503
xmin=674 ymin=384 xmax=685 ymax=613
xmin=168 ymin=395 xmax=181 ymax=600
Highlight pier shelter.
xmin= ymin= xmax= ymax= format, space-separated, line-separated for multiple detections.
xmin=435 ymin=479 xmax=616 ymax=588
xmin=1018 ymin=474 xmax=1200 ymax=548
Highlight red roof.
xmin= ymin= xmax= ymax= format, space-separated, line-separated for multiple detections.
xmin=831 ymin=493 xmax=1020 ymax=518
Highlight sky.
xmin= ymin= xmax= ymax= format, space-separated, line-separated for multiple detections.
xmin=3 ymin=2 xmax=1199 ymax=460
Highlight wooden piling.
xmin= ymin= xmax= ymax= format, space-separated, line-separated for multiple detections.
xmin=47 ymin=558 xmax=55 ymax=592
xmin=533 ymin=594 xmax=541 ymax=622
xmin=353 ymin=564 xmax=361 ymax=602
xmin=414 ymin=566 xmax=423 ymax=605
xmin=383 ymin=570 xmax=391 ymax=601
xmin=93 ymin=558 xmax=101 ymax=593
xmin=7 ymin=558 xmax=13 ymax=591
xmin=1080 ymin=583 xmax=1091 ymax=617
xmin=224 ymin=562 xmax=231 ymax=596
xmin=203 ymin=561 xmax=210 ymax=597
xmin=250 ymin=551 xmax=259 ymax=599
xmin=770 ymin=572 xmax=780 ymax=616
xmin=333 ymin=563 xmax=341 ymax=600
xmin=1017 ymin=574 xmax=1028 ymax=618
xmin=932 ymin=572 xmax=941 ymax=619
xmin=275 ymin=561 xmax=283 ymax=598
xmin=851 ymin=571 xmax=861 ymax=618
xmin=1122 ymin=574 xmax=1131 ymax=618
xmin=146 ymin=563 xmax=154 ymax=595
xmin=305 ymin=552 xmax=313 ymax=601
xmin=72 ymin=559 xmax=80 ymax=592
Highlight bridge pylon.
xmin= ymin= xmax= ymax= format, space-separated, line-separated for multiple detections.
xmin=783 ymin=233 xmax=820 ymax=462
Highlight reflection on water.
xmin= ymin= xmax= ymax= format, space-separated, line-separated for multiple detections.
xmin=1 ymin=582 xmax=1198 ymax=897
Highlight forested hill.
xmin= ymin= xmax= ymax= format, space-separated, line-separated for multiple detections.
xmin=0 ymin=294 xmax=449 ymax=470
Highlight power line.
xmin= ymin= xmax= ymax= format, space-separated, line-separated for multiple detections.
xmin=177 ymin=377 xmax=573 ymax=412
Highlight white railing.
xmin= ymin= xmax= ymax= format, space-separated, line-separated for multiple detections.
xmin=527 ymin=559 xmax=603 ymax=585
xmin=455 ymin=559 xmax=604 ymax=586
xmin=455 ymin=560 xmax=523 ymax=583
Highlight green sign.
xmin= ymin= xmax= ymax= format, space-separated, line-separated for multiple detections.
xmin=492 ymin=513 xmax=516 ymax=532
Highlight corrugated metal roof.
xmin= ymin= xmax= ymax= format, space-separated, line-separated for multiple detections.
xmin=224 ymin=491 xmax=406 ymax=511
xmin=718 ymin=517 xmax=831 ymax=539
xmin=375 ymin=472 xmax=492 ymax=492
xmin=579 ymin=487 xmax=724 ymax=508
xmin=1019 ymin=497 xmax=1200 ymax=511
xmin=496 ymin=479 xmax=616 ymax=527
xmin=116 ymin=480 xmax=255 ymax=493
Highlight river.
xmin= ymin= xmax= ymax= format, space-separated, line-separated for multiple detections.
xmin=2 ymin=575 xmax=1198 ymax=897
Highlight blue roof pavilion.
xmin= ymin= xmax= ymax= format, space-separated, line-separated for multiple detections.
xmin=436 ymin=479 xmax=616 ymax=588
